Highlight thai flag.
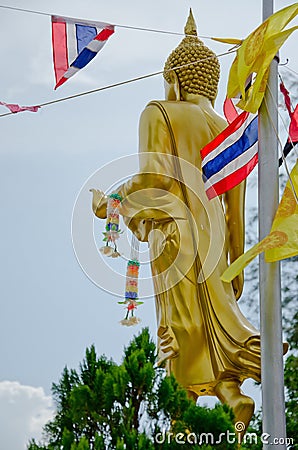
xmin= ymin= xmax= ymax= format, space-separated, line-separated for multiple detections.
xmin=51 ymin=16 xmax=114 ymax=89
xmin=201 ymin=111 xmax=258 ymax=199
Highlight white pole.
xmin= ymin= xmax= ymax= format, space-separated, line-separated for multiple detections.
xmin=258 ymin=1 xmax=287 ymax=449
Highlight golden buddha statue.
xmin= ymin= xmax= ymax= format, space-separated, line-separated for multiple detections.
xmin=92 ymin=10 xmax=262 ymax=435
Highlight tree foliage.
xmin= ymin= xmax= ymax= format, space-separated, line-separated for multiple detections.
xmin=241 ymin=309 xmax=298 ymax=450
xmin=284 ymin=311 xmax=298 ymax=449
xmin=27 ymin=328 xmax=237 ymax=450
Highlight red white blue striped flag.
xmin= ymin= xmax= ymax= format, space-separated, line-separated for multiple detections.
xmin=201 ymin=111 xmax=258 ymax=199
xmin=51 ymin=16 xmax=114 ymax=89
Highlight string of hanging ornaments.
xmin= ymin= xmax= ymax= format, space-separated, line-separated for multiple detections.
xmin=99 ymin=194 xmax=143 ymax=326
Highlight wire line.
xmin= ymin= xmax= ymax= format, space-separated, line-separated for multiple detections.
xmin=281 ymin=64 xmax=298 ymax=78
xmin=0 ymin=4 xmax=49 ymax=16
xmin=0 ymin=49 xmax=236 ymax=118
xmin=0 ymin=4 xmax=212 ymax=39
xmin=264 ymin=86 xmax=298 ymax=203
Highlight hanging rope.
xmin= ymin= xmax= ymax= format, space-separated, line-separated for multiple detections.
xmin=0 ymin=4 xmax=213 ymax=39
xmin=264 ymin=85 xmax=298 ymax=204
xmin=0 ymin=49 xmax=236 ymax=118
xmin=268 ymin=77 xmax=298 ymax=164
xmin=281 ymin=64 xmax=298 ymax=78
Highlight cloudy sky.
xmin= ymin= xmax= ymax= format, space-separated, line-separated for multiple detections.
xmin=1 ymin=1 xmax=298 ymax=448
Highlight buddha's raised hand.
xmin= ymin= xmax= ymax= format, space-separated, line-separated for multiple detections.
xmin=89 ymin=189 xmax=108 ymax=218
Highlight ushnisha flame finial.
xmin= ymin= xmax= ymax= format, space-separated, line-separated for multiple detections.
xmin=184 ymin=8 xmax=197 ymax=36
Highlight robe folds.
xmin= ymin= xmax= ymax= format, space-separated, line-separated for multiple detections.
xmin=117 ymin=96 xmax=261 ymax=395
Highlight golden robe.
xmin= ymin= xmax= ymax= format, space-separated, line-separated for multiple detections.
xmin=117 ymin=96 xmax=261 ymax=396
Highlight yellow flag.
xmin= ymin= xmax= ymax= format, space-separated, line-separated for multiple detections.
xmin=265 ymin=162 xmax=298 ymax=262
xmin=211 ymin=37 xmax=242 ymax=46
xmin=221 ymin=160 xmax=298 ymax=283
xmin=226 ymin=3 xmax=298 ymax=113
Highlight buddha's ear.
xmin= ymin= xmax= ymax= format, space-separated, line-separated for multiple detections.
xmin=168 ymin=70 xmax=181 ymax=101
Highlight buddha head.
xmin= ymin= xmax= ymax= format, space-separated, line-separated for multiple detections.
xmin=163 ymin=9 xmax=220 ymax=103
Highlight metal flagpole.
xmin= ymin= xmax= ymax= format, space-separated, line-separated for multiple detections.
xmin=258 ymin=1 xmax=287 ymax=448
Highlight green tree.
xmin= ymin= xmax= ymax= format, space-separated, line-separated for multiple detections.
xmin=284 ymin=310 xmax=298 ymax=449
xmin=27 ymin=328 xmax=238 ymax=450
xmin=241 ymin=308 xmax=298 ymax=450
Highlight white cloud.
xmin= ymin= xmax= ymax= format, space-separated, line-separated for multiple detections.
xmin=0 ymin=381 xmax=53 ymax=450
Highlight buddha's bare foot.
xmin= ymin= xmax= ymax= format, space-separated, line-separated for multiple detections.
xmin=214 ymin=379 xmax=254 ymax=443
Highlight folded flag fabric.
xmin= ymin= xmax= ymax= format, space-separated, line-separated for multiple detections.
xmin=223 ymin=96 xmax=242 ymax=124
xmin=288 ymin=104 xmax=298 ymax=143
xmin=0 ymin=102 xmax=40 ymax=113
xmin=201 ymin=111 xmax=258 ymax=199
xmin=279 ymin=104 xmax=298 ymax=167
xmin=280 ymin=140 xmax=298 ymax=167
xmin=223 ymin=76 xmax=253 ymax=124
xmin=225 ymin=3 xmax=298 ymax=113
xmin=52 ymin=15 xmax=115 ymax=89
xmin=221 ymin=160 xmax=298 ymax=283
xmin=280 ymin=81 xmax=292 ymax=117
xmin=279 ymin=82 xmax=298 ymax=166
